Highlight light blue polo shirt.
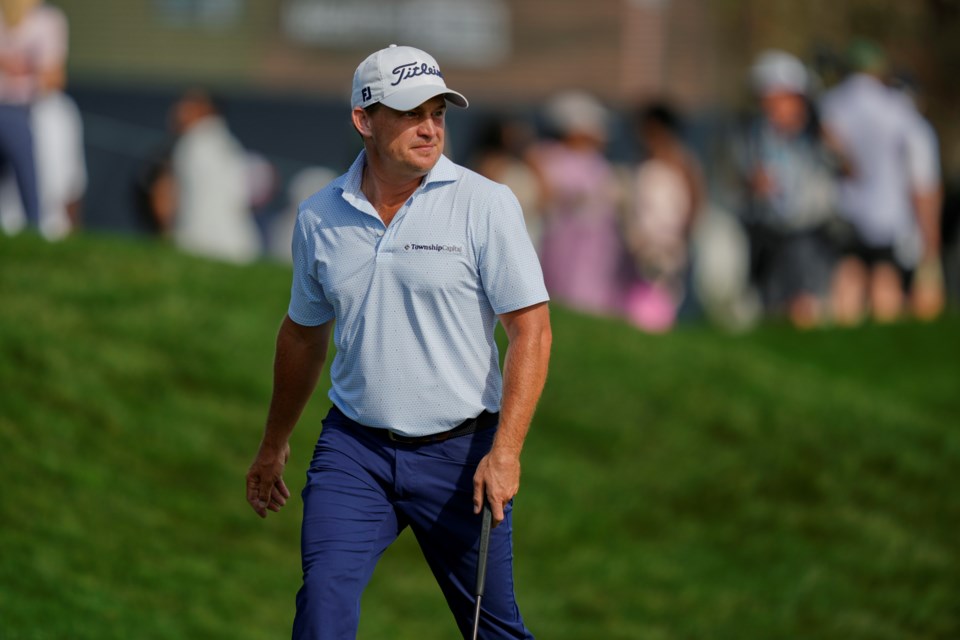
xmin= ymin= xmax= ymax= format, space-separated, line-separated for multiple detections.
xmin=288 ymin=151 xmax=549 ymax=437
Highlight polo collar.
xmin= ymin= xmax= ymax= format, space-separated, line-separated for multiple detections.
xmin=423 ymin=153 xmax=459 ymax=186
xmin=340 ymin=150 xmax=459 ymax=199
xmin=338 ymin=150 xmax=458 ymax=220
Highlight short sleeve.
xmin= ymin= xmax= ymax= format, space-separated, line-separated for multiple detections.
xmin=905 ymin=117 xmax=941 ymax=191
xmin=287 ymin=211 xmax=335 ymax=326
xmin=477 ymin=184 xmax=550 ymax=314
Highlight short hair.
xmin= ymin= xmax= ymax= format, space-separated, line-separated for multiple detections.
xmin=353 ymin=102 xmax=382 ymax=140
xmin=180 ymin=88 xmax=226 ymax=118
xmin=638 ymin=102 xmax=681 ymax=135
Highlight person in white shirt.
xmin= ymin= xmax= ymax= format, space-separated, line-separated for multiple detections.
xmin=820 ymin=40 xmax=943 ymax=323
xmin=169 ymin=89 xmax=261 ymax=263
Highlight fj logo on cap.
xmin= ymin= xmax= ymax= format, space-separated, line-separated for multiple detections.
xmin=361 ymin=86 xmax=372 ymax=102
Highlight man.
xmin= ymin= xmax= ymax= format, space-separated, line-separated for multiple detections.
xmin=246 ymin=44 xmax=551 ymax=639
xmin=820 ymin=39 xmax=943 ymax=323
xmin=169 ymin=89 xmax=261 ymax=263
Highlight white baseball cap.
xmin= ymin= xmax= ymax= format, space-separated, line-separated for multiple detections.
xmin=351 ymin=44 xmax=469 ymax=111
xmin=750 ymin=50 xmax=809 ymax=96
xmin=544 ymin=90 xmax=609 ymax=141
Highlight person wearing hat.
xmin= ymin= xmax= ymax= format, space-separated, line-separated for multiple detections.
xmin=820 ymin=39 xmax=943 ymax=323
xmin=527 ymin=90 xmax=625 ymax=316
xmin=245 ymin=45 xmax=551 ymax=638
xmin=734 ymin=49 xmax=841 ymax=328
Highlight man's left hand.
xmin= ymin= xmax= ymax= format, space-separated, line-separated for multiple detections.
xmin=473 ymin=448 xmax=521 ymax=527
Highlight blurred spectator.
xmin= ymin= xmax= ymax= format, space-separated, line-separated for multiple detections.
xmin=0 ymin=0 xmax=67 ymax=232
xmin=132 ymin=140 xmax=176 ymax=236
xmin=245 ymin=150 xmax=281 ymax=251
xmin=890 ymin=71 xmax=946 ymax=320
xmin=820 ymin=40 xmax=943 ymax=324
xmin=168 ymin=89 xmax=260 ymax=263
xmin=266 ymin=165 xmax=336 ymax=262
xmin=734 ymin=50 xmax=840 ymax=328
xmin=623 ymin=102 xmax=704 ymax=332
xmin=33 ymin=90 xmax=85 ymax=237
xmin=527 ymin=91 xmax=625 ymax=315
xmin=943 ymin=182 xmax=960 ymax=308
xmin=0 ymin=88 xmax=86 ymax=239
xmin=691 ymin=203 xmax=761 ymax=332
xmin=470 ymin=113 xmax=545 ymax=250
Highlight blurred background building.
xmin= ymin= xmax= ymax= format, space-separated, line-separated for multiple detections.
xmin=49 ymin=0 xmax=958 ymax=226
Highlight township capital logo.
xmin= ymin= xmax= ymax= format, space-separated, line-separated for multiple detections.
xmin=404 ymin=242 xmax=463 ymax=255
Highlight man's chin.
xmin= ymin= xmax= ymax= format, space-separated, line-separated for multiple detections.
xmin=407 ymin=151 xmax=440 ymax=172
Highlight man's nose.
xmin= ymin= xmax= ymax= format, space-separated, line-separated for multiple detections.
xmin=418 ymin=117 xmax=439 ymax=138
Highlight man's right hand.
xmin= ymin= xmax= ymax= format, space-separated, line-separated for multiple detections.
xmin=246 ymin=442 xmax=292 ymax=518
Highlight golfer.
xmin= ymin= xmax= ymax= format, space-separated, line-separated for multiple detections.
xmin=246 ymin=44 xmax=551 ymax=639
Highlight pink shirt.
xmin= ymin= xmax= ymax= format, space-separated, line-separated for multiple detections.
xmin=0 ymin=5 xmax=67 ymax=104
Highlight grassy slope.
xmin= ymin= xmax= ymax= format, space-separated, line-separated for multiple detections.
xmin=1 ymin=233 xmax=958 ymax=639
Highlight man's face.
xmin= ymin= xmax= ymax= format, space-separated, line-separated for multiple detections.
xmin=761 ymin=91 xmax=808 ymax=135
xmin=363 ymin=96 xmax=447 ymax=178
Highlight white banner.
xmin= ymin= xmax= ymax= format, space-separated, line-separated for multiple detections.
xmin=281 ymin=0 xmax=510 ymax=67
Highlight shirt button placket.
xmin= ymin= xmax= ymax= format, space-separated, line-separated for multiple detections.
xmin=374 ymin=224 xmax=390 ymax=261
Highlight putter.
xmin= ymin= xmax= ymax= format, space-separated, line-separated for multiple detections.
xmin=471 ymin=502 xmax=493 ymax=640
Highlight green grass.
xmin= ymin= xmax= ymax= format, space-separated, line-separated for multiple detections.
xmin=1 ymin=232 xmax=958 ymax=639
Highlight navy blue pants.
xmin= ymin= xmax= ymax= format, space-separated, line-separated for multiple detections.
xmin=293 ymin=405 xmax=533 ymax=639
xmin=0 ymin=104 xmax=40 ymax=228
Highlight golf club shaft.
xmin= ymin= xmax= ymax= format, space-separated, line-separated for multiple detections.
xmin=471 ymin=596 xmax=483 ymax=640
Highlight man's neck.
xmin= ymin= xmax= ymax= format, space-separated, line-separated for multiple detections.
xmin=361 ymin=158 xmax=427 ymax=226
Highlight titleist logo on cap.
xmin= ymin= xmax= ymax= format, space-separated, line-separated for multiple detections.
xmin=390 ymin=62 xmax=444 ymax=87
xmin=351 ymin=44 xmax=468 ymax=111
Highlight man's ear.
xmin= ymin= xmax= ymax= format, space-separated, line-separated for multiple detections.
xmin=352 ymin=107 xmax=372 ymax=138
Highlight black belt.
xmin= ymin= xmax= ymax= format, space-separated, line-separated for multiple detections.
xmin=379 ymin=410 xmax=499 ymax=445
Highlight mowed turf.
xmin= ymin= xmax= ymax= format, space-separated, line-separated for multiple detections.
xmin=1 ymin=232 xmax=958 ymax=639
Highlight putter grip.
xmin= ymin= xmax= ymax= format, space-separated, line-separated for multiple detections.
xmin=475 ymin=503 xmax=493 ymax=597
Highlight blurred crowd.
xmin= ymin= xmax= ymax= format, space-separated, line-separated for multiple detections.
xmin=729 ymin=43 xmax=946 ymax=330
xmin=2 ymin=3 xmax=955 ymax=331
xmin=466 ymin=39 xmax=951 ymax=331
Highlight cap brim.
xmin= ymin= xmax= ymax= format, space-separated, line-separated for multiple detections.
xmin=380 ymin=85 xmax=469 ymax=111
